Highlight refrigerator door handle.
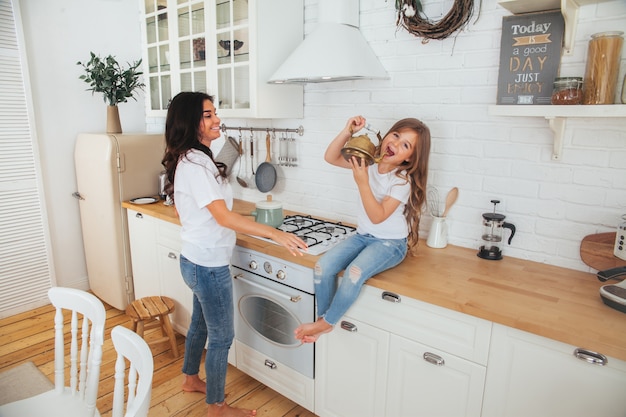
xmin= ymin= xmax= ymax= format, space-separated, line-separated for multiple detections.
xmin=72 ymin=192 xmax=85 ymax=200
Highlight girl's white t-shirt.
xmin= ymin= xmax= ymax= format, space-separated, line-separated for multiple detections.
xmin=356 ymin=165 xmax=410 ymax=239
xmin=174 ymin=149 xmax=236 ymax=267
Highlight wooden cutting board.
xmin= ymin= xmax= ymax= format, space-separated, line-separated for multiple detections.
xmin=580 ymin=232 xmax=626 ymax=271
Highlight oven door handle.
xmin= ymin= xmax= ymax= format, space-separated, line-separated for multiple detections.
xmin=233 ymin=274 xmax=302 ymax=303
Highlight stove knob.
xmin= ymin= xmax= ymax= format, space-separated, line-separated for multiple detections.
xmin=249 ymin=260 xmax=258 ymax=270
xmin=276 ymin=270 xmax=286 ymax=280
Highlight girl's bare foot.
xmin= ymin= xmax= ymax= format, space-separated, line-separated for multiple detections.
xmin=182 ymin=374 xmax=206 ymax=394
xmin=207 ymin=402 xmax=256 ymax=417
xmin=295 ymin=317 xmax=333 ymax=343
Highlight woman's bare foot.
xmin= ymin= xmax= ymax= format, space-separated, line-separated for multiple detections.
xmin=182 ymin=374 xmax=206 ymax=394
xmin=207 ymin=402 xmax=256 ymax=417
xmin=295 ymin=317 xmax=333 ymax=343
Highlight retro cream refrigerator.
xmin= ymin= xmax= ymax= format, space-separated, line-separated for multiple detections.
xmin=74 ymin=133 xmax=165 ymax=310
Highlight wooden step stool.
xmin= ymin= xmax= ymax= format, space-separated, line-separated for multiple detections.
xmin=126 ymin=296 xmax=179 ymax=358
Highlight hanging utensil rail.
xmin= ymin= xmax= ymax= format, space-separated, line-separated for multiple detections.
xmin=220 ymin=124 xmax=304 ymax=136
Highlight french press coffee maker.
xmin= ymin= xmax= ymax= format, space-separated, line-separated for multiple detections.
xmin=478 ymin=200 xmax=516 ymax=260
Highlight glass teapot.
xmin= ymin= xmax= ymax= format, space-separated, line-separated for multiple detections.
xmin=478 ymin=200 xmax=516 ymax=260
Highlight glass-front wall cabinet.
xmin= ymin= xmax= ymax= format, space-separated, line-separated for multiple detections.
xmin=142 ymin=0 xmax=210 ymax=114
xmin=144 ymin=0 xmax=171 ymax=112
xmin=178 ymin=2 xmax=207 ymax=94
xmin=215 ymin=0 xmax=249 ymax=111
xmin=140 ymin=0 xmax=302 ymax=118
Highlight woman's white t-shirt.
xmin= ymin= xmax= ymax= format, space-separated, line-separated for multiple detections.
xmin=356 ymin=165 xmax=410 ymax=239
xmin=174 ymin=149 xmax=235 ymax=267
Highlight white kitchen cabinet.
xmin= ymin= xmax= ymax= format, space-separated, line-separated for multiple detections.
xmin=127 ymin=209 xmax=236 ymax=363
xmin=315 ymin=284 xmax=491 ymax=417
xmin=127 ymin=209 xmax=190 ymax=333
xmin=315 ymin=317 xmax=389 ymax=417
xmin=482 ymin=323 xmax=626 ymax=417
xmin=128 ymin=209 xmax=192 ymax=335
xmin=127 ymin=210 xmax=159 ymax=299
xmin=139 ymin=0 xmax=303 ymax=118
xmin=236 ymin=341 xmax=315 ymax=412
xmin=386 ymin=335 xmax=486 ymax=417
xmin=155 ymin=219 xmax=193 ymax=334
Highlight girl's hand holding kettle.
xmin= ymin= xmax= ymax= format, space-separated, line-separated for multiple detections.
xmin=346 ymin=116 xmax=366 ymax=135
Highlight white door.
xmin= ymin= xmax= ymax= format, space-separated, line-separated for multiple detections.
xmin=315 ymin=316 xmax=389 ymax=417
xmin=0 ymin=0 xmax=55 ymax=317
xmin=127 ymin=210 xmax=159 ymax=299
xmin=482 ymin=324 xmax=626 ymax=417
xmin=386 ymin=335 xmax=486 ymax=417
xmin=157 ymin=244 xmax=192 ymax=335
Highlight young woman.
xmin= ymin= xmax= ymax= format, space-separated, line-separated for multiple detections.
xmin=162 ymin=91 xmax=307 ymax=417
xmin=294 ymin=115 xmax=431 ymax=343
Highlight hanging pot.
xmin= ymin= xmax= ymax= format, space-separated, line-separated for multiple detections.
xmin=255 ymin=132 xmax=277 ymax=192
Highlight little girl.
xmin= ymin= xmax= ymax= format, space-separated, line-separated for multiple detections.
xmin=295 ymin=115 xmax=431 ymax=343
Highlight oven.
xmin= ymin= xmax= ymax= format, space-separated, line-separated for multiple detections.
xmin=231 ymin=215 xmax=356 ymax=386
xmin=231 ymin=246 xmax=315 ymax=378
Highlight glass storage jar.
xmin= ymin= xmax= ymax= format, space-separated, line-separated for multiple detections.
xmin=551 ymin=77 xmax=583 ymax=105
xmin=583 ymin=31 xmax=624 ymax=104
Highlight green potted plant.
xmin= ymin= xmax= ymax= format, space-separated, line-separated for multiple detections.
xmin=77 ymin=52 xmax=145 ymax=133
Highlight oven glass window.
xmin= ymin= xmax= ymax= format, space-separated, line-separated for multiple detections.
xmin=239 ymin=295 xmax=301 ymax=347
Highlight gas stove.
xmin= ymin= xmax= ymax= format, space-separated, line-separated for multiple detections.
xmin=251 ymin=215 xmax=357 ymax=256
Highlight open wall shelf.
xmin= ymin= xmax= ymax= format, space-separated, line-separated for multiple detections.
xmin=488 ymin=104 xmax=626 ymax=160
xmin=497 ymin=0 xmax=614 ymax=55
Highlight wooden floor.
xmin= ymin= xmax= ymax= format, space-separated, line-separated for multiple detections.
xmin=0 ymin=299 xmax=317 ymax=417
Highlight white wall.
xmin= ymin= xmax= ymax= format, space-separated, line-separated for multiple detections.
xmin=20 ymin=0 xmax=626 ymax=291
xmin=152 ymin=0 xmax=626 ymax=272
xmin=19 ymin=0 xmax=145 ymax=288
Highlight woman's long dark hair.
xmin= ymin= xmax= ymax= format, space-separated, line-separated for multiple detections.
xmin=161 ymin=92 xmax=227 ymax=200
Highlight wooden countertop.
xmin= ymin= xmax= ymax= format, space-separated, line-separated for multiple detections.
xmin=123 ymin=199 xmax=626 ymax=362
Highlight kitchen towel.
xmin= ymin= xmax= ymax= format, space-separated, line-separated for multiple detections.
xmin=0 ymin=361 xmax=53 ymax=405
xmin=215 ymin=136 xmax=240 ymax=176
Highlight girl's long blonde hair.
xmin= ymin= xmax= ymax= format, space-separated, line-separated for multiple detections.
xmin=376 ymin=118 xmax=431 ymax=255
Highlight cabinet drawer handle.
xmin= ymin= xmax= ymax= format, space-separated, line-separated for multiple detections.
xmin=340 ymin=321 xmax=358 ymax=332
xmin=573 ymin=348 xmax=607 ymax=366
xmin=168 ymin=252 xmax=177 ymax=260
xmin=135 ymin=212 xmax=143 ymax=218
xmin=423 ymin=352 xmax=445 ymax=366
xmin=264 ymin=359 xmax=277 ymax=370
xmin=382 ymin=291 xmax=401 ymax=303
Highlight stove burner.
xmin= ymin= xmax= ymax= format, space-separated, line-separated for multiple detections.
xmin=278 ymin=215 xmax=356 ymax=253
xmin=245 ymin=215 xmax=357 ymax=255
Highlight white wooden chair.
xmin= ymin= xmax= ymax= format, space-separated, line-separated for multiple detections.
xmin=0 ymin=287 xmax=106 ymax=417
xmin=110 ymin=326 xmax=154 ymax=417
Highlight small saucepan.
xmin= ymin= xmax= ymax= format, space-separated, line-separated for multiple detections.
xmin=255 ymin=133 xmax=277 ymax=192
xmin=251 ymin=195 xmax=283 ymax=228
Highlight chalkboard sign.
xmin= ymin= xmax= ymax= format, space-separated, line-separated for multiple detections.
xmin=496 ymin=11 xmax=565 ymax=105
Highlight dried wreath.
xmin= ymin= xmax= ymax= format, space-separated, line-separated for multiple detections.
xmin=394 ymin=0 xmax=479 ymax=43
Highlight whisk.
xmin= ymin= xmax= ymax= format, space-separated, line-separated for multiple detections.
xmin=428 ymin=187 xmax=440 ymax=217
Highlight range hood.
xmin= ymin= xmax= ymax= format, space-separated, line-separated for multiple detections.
xmin=268 ymin=0 xmax=388 ymax=84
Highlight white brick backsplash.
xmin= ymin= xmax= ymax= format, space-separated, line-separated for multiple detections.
xmin=145 ymin=0 xmax=625 ymax=273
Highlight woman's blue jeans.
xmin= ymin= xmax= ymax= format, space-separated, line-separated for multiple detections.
xmin=315 ymin=233 xmax=407 ymax=326
xmin=180 ymin=255 xmax=234 ymax=405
